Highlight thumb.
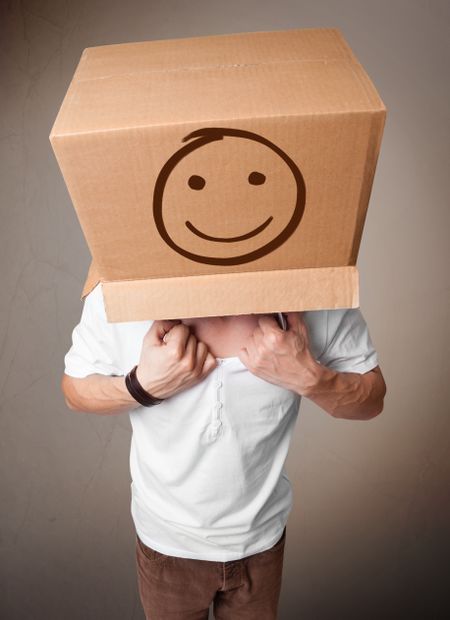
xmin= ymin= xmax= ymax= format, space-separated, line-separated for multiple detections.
xmin=238 ymin=346 xmax=250 ymax=368
xmin=285 ymin=312 xmax=301 ymax=332
xmin=287 ymin=312 xmax=310 ymax=347
xmin=145 ymin=319 xmax=180 ymax=345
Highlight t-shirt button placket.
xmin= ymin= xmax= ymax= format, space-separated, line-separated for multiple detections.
xmin=209 ymin=360 xmax=224 ymax=438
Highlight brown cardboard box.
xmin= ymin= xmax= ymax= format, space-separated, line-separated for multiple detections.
xmin=49 ymin=28 xmax=386 ymax=322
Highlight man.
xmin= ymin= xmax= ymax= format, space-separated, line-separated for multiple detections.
xmin=62 ymin=282 xmax=386 ymax=619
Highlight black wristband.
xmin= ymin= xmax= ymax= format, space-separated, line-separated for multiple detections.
xmin=125 ymin=365 xmax=164 ymax=407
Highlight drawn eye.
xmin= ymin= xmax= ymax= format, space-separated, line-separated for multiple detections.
xmin=248 ymin=171 xmax=266 ymax=185
xmin=188 ymin=175 xmax=206 ymax=190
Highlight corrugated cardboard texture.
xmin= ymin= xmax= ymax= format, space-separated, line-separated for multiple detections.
xmin=50 ymin=29 xmax=384 ymax=135
xmin=50 ymin=28 xmax=386 ymax=321
xmin=101 ymin=266 xmax=359 ymax=322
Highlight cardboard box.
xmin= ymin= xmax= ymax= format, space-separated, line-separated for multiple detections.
xmin=49 ymin=28 xmax=386 ymax=322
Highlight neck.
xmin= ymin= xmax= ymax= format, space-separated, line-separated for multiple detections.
xmin=178 ymin=314 xmax=259 ymax=358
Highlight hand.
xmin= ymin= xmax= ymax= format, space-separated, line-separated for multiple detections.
xmin=135 ymin=320 xmax=217 ymax=399
xmin=238 ymin=312 xmax=320 ymax=395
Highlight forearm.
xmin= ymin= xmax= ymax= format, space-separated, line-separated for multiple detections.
xmin=302 ymin=363 xmax=386 ymax=420
xmin=62 ymin=373 xmax=139 ymax=415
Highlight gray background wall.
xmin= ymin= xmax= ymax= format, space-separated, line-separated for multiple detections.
xmin=1 ymin=1 xmax=449 ymax=618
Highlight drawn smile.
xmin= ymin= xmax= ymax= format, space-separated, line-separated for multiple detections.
xmin=185 ymin=216 xmax=273 ymax=243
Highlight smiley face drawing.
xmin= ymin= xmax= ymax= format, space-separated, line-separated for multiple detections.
xmin=153 ymin=127 xmax=306 ymax=266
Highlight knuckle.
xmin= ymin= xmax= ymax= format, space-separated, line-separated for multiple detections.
xmin=169 ymin=346 xmax=183 ymax=361
xmin=178 ymin=356 xmax=189 ymax=370
xmin=181 ymin=356 xmax=195 ymax=373
xmin=192 ymin=364 xmax=202 ymax=378
xmin=258 ymin=342 xmax=268 ymax=356
xmin=204 ymin=356 xmax=216 ymax=371
xmin=254 ymin=350 xmax=265 ymax=367
xmin=179 ymin=324 xmax=190 ymax=337
xmin=267 ymin=331 xmax=281 ymax=347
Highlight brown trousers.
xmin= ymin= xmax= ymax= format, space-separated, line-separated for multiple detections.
xmin=135 ymin=528 xmax=286 ymax=619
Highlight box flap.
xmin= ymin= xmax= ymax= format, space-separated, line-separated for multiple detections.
xmin=50 ymin=28 xmax=385 ymax=138
xmin=81 ymin=260 xmax=101 ymax=299
xmin=100 ymin=266 xmax=359 ymax=322
xmin=75 ymin=28 xmax=354 ymax=80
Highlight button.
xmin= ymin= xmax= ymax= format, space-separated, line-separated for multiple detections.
xmin=215 ymin=381 xmax=223 ymax=388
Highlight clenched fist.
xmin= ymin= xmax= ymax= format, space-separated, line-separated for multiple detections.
xmin=238 ymin=312 xmax=320 ymax=395
xmin=135 ymin=320 xmax=217 ymax=400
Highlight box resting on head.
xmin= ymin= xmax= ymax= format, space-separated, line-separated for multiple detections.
xmin=50 ymin=27 xmax=386 ymax=322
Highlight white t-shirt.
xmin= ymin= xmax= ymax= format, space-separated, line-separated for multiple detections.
xmin=64 ymin=283 xmax=378 ymax=561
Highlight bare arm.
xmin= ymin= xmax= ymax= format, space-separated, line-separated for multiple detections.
xmin=301 ymin=364 xmax=386 ymax=420
xmin=238 ymin=312 xmax=386 ymax=420
xmin=61 ymin=319 xmax=217 ymax=415
xmin=62 ymin=373 xmax=139 ymax=415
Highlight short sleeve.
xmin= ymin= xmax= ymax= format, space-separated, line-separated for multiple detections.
xmin=317 ymin=308 xmax=379 ymax=374
xmin=64 ymin=284 xmax=124 ymax=378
